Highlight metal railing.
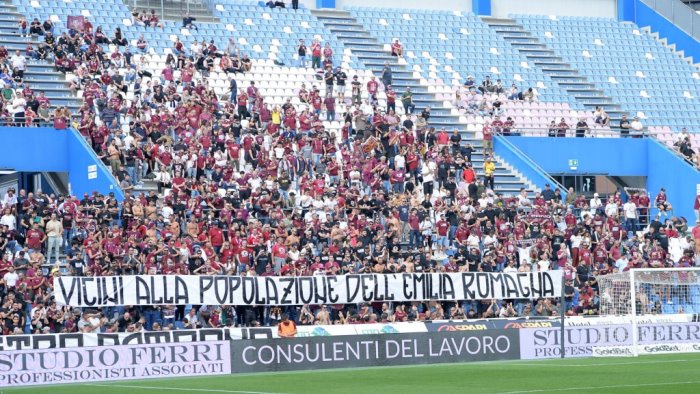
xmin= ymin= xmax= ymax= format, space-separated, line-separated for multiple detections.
xmin=126 ymin=0 xmax=205 ymax=21
xmin=495 ymin=133 xmax=567 ymax=193
xmin=641 ymin=0 xmax=700 ymax=43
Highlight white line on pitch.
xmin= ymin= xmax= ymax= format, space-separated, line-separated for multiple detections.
xmin=85 ymin=384 xmax=289 ymax=394
xmin=497 ymin=380 xmax=700 ymax=394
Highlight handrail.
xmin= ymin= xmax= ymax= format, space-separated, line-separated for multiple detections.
xmin=641 ymin=0 xmax=700 ymax=42
xmin=648 ymin=136 xmax=700 ymax=171
xmin=494 ymin=134 xmax=567 ymax=192
xmin=67 ymin=127 xmax=125 ymax=200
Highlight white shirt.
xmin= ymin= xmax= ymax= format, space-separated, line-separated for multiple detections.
xmin=570 ymin=235 xmax=583 ymax=248
xmin=11 ymin=97 xmax=26 ymax=114
xmin=0 ymin=214 xmax=16 ymax=230
xmin=123 ymin=134 xmax=134 ymax=150
xmin=394 ymin=154 xmax=405 ymax=170
xmin=623 ymin=201 xmax=637 ymax=219
xmin=3 ymin=271 xmax=18 ymax=287
xmin=161 ymin=205 xmax=174 ymax=220
xmin=248 ymin=176 xmax=262 ymax=192
xmin=421 ymin=161 xmax=436 ymax=183
xmin=517 ymin=194 xmax=532 ymax=207
xmin=2 ymin=193 xmax=17 ymax=207
xmin=190 ymin=42 xmax=202 ymax=56
xmin=420 ymin=219 xmax=433 ymax=235
xmin=630 ymin=120 xmax=643 ymax=132
xmin=10 ymin=55 xmax=26 ymax=70
xmin=605 ymin=202 xmax=618 ymax=217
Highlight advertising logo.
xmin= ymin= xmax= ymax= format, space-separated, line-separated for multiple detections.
xmin=380 ymin=325 xmax=399 ymax=334
xmin=643 ymin=345 xmax=680 ymax=354
xmin=436 ymin=324 xmax=488 ymax=332
xmin=504 ymin=322 xmax=554 ymax=329
xmin=311 ymin=327 xmax=331 ymax=337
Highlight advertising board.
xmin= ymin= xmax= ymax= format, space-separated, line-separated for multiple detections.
xmin=0 ymin=341 xmax=231 ymax=386
xmin=519 ymin=322 xmax=700 ymax=359
xmin=230 ymin=330 xmax=520 ymax=373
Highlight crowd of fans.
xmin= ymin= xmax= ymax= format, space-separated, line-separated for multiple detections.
xmin=0 ymin=8 xmax=697 ymax=336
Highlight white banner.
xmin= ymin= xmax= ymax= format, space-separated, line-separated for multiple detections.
xmin=55 ymin=272 xmax=563 ymax=307
xmin=0 ymin=328 xmax=275 ymax=351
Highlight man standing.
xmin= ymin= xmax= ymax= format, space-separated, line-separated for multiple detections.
xmin=630 ymin=116 xmax=644 ymax=138
xmin=386 ymin=85 xmax=396 ymax=113
xmin=484 ymin=158 xmax=496 ymax=190
xmin=3 ymin=265 xmax=18 ymax=289
xmin=619 ymin=114 xmax=630 ymax=137
xmin=381 ymin=62 xmax=392 ymax=88
xmin=575 ymin=117 xmax=589 ymax=138
xmin=623 ymin=198 xmax=638 ymax=234
xmin=334 ymin=67 xmax=347 ymax=102
xmin=296 ymin=39 xmax=306 ymax=67
xmin=45 ymin=213 xmax=62 ymax=263
xmin=482 ymin=121 xmax=493 ymax=155
xmin=401 ymin=87 xmax=415 ymax=115
xmin=311 ymin=39 xmax=321 ymax=69
xmin=351 ymin=75 xmax=362 ymax=105
xmin=25 ymin=223 xmax=46 ymax=254
xmin=324 ymin=93 xmax=335 ymax=122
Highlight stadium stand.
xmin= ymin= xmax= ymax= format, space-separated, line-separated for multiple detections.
xmin=0 ymin=0 xmax=698 ymax=336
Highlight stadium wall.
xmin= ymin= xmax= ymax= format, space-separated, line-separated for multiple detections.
xmin=493 ymin=135 xmax=568 ymax=198
xmin=334 ymin=0 xmax=471 ymax=11
xmin=0 ymin=127 xmax=123 ymax=200
xmin=491 ymin=0 xmax=618 ymax=18
xmin=501 ymin=137 xmax=700 ymax=221
xmin=632 ymin=0 xmax=700 ymax=64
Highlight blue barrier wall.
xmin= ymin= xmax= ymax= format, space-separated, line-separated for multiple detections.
xmin=494 ymin=136 xmax=567 ymax=199
xmin=0 ymin=127 xmax=123 ymax=200
xmin=503 ymin=137 xmax=700 ymax=221
xmin=473 ymin=0 xmax=491 ymax=15
xmin=504 ymin=137 xmax=649 ymax=175
xmin=618 ymin=0 xmax=635 ymax=22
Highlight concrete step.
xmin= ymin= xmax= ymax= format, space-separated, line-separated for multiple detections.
xmin=310 ymin=9 xmax=354 ymax=19
xmin=481 ymin=17 xmax=518 ymax=25
xmin=532 ymin=61 xmax=572 ymax=70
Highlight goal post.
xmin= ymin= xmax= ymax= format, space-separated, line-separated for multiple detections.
xmin=597 ymin=267 xmax=700 ymax=357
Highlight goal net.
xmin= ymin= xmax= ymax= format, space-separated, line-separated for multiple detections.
xmin=595 ymin=268 xmax=700 ymax=357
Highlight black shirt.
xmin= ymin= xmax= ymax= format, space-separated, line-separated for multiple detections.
xmin=335 ymin=71 xmax=347 ymax=86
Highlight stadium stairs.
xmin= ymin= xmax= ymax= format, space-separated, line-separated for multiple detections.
xmin=0 ymin=2 xmax=158 ymax=194
xmin=312 ymin=9 xmax=539 ymax=195
xmin=0 ymin=1 xmax=81 ymax=111
xmin=482 ymin=16 xmax=627 ymax=127
xmin=123 ymin=0 xmax=219 ymax=23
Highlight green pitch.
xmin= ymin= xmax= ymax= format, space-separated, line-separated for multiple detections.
xmin=4 ymin=353 xmax=700 ymax=394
